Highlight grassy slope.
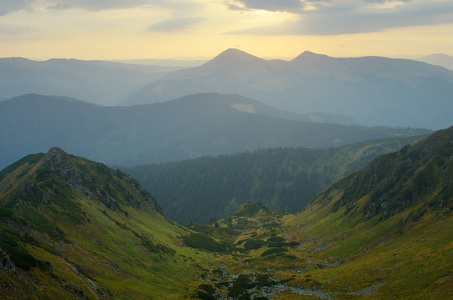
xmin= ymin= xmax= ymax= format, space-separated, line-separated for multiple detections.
xmin=280 ymin=127 xmax=453 ymax=298
xmin=0 ymin=149 xmax=223 ymax=299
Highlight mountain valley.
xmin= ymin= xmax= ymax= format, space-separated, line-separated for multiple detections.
xmin=122 ymin=136 xmax=425 ymax=224
xmin=1 ymin=127 xmax=452 ymax=299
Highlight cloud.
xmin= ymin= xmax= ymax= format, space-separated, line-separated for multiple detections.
xmin=48 ymin=0 xmax=203 ymax=13
xmin=226 ymin=0 xmax=303 ymax=13
xmin=0 ymin=23 xmax=37 ymax=38
xmin=48 ymin=0 xmax=152 ymax=11
xmin=147 ymin=17 xmax=204 ymax=32
xmin=0 ymin=0 xmax=32 ymax=16
xmin=228 ymin=0 xmax=453 ymax=35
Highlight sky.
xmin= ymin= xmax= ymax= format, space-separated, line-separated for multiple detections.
xmin=0 ymin=0 xmax=452 ymax=61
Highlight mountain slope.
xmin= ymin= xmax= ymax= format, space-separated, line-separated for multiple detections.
xmin=0 ymin=57 xmax=179 ymax=105
xmin=123 ymin=136 xmax=426 ymax=224
xmin=0 ymin=93 xmax=429 ymax=170
xmin=0 ymin=147 xmax=219 ymax=299
xmin=283 ymin=126 xmax=453 ymax=298
xmin=124 ymin=49 xmax=453 ymax=129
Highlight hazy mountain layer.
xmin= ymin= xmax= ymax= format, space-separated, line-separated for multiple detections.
xmin=123 ymin=136 xmax=425 ymax=224
xmin=0 ymin=57 xmax=180 ymax=105
xmin=0 ymin=93 xmax=429 ymax=171
xmin=419 ymin=53 xmax=453 ymax=71
xmin=124 ymin=48 xmax=453 ymax=129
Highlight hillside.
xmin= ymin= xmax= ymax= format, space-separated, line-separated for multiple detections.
xmin=124 ymin=48 xmax=453 ymax=129
xmin=281 ymin=125 xmax=453 ymax=298
xmin=0 ymin=93 xmax=429 ymax=170
xmin=184 ymin=126 xmax=453 ymax=299
xmin=123 ymin=136 xmax=426 ymax=224
xmin=0 ymin=148 xmax=219 ymax=299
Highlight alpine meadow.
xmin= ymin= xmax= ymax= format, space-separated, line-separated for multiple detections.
xmin=1 ymin=0 xmax=453 ymax=299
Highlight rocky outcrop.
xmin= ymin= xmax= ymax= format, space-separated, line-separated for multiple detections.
xmin=0 ymin=252 xmax=15 ymax=271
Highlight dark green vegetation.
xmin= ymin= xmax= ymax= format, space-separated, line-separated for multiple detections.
xmin=123 ymin=136 xmax=425 ymax=224
xmin=0 ymin=147 xmax=219 ymax=299
xmin=0 ymin=93 xmax=430 ymax=170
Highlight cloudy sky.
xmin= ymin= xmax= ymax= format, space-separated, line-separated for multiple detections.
xmin=0 ymin=0 xmax=452 ymax=60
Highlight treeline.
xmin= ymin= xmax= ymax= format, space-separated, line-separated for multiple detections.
xmin=122 ymin=136 xmax=424 ymax=225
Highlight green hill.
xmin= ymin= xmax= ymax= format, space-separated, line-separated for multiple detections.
xmin=0 ymin=148 xmax=218 ymax=299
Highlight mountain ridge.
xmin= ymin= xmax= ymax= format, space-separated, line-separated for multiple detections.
xmin=0 ymin=93 xmax=428 ymax=170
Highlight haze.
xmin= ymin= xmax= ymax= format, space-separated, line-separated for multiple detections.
xmin=1 ymin=0 xmax=453 ymax=60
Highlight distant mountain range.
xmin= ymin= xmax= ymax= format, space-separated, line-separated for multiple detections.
xmin=0 ymin=57 xmax=181 ymax=105
xmin=0 ymin=93 xmax=430 ymax=170
xmin=2 ymin=50 xmax=452 ymax=129
xmin=419 ymin=53 xmax=453 ymax=71
xmin=124 ymin=49 xmax=453 ymax=129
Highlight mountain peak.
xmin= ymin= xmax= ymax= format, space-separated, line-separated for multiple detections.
xmin=202 ymin=48 xmax=264 ymax=68
xmin=42 ymin=147 xmax=84 ymax=188
xmin=0 ymin=147 xmax=163 ymax=214
xmin=291 ymin=50 xmax=331 ymax=63
xmin=217 ymin=48 xmax=258 ymax=58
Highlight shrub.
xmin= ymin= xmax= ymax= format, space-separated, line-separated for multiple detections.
xmin=243 ymin=239 xmax=266 ymax=250
xmin=183 ymin=233 xmax=224 ymax=252
xmin=260 ymin=247 xmax=288 ymax=257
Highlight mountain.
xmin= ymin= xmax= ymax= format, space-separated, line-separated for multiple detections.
xmin=186 ymin=126 xmax=453 ymax=299
xmin=123 ymin=136 xmax=426 ymax=224
xmin=419 ymin=53 xmax=453 ymax=71
xmin=123 ymin=49 xmax=453 ymax=129
xmin=0 ymin=93 xmax=429 ymax=171
xmin=0 ymin=57 xmax=180 ymax=105
xmin=0 ymin=147 xmax=218 ymax=298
